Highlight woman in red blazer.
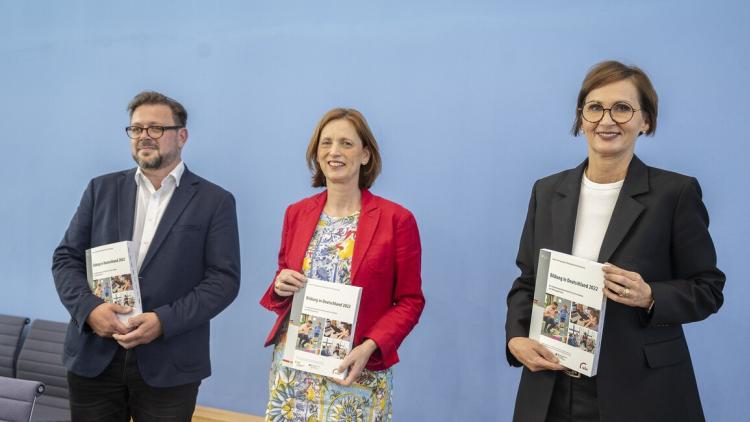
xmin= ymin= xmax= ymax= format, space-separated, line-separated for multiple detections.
xmin=260 ymin=108 xmax=425 ymax=421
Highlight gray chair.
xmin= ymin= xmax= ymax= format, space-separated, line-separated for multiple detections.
xmin=15 ymin=320 xmax=70 ymax=422
xmin=0 ymin=314 xmax=30 ymax=378
xmin=0 ymin=375 xmax=45 ymax=422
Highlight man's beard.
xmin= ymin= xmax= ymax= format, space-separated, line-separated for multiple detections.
xmin=132 ymin=140 xmax=163 ymax=169
xmin=132 ymin=150 xmax=162 ymax=169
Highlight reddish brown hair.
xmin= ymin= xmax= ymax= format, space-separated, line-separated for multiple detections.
xmin=306 ymin=108 xmax=382 ymax=189
xmin=572 ymin=61 xmax=658 ymax=136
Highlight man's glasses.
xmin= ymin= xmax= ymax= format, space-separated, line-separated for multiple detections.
xmin=579 ymin=101 xmax=640 ymax=124
xmin=125 ymin=125 xmax=183 ymax=139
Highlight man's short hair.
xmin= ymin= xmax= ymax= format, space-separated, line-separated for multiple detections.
xmin=128 ymin=91 xmax=188 ymax=126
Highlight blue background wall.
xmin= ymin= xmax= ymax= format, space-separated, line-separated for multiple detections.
xmin=1 ymin=1 xmax=748 ymax=420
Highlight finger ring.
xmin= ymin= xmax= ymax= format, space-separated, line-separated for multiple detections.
xmin=617 ymin=289 xmax=624 ymax=297
xmin=624 ymin=288 xmax=630 ymax=297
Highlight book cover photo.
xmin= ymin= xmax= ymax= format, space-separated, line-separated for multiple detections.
xmin=529 ymin=248 xmax=607 ymax=377
xmin=85 ymin=241 xmax=143 ymax=324
xmin=282 ymin=278 xmax=362 ymax=379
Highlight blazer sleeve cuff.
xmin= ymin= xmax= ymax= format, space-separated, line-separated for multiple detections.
xmin=259 ymin=282 xmax=292 ymax=314
xmin=153 ymin=304 xmax=176 ymax=339
xmin=363 ymin=333 xmax=398 ymax=369
xmin=75 ymin=293 xmax=105 ymax=334
xmin=506 ymin=327 xmax=529 ymax=367
xmin=506 ymin=347 xmax=523 ymax=367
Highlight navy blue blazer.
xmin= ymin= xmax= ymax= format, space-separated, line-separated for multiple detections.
xmin=506 ymin=156 xmax=724 ymax=422
xmin=52 ymin=167 xmax=240 ymax=387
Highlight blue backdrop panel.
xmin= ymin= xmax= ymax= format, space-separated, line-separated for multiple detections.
xmin=1 ymin=1 xmax=748 ymax=420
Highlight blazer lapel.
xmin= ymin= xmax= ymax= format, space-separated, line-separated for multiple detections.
xmin=597 ymin=155 xmax=649 ymax=263
xmin=551 ymin=160 xmax=587 ymax=254
xmin=289 ymin=191 xmax=327 ymax=271
xmin=117 ymin=169 xmax=137 ymax=241
xmin=351 ymin=190 xmax=380 ymax=282
xmin=139 ymin=169 xmax=198 ymax=272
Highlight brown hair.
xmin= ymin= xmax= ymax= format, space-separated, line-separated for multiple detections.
xmin=127 ymin=91 xmax=188 ymax=126
xmin=306 ymin=108 xmax=382 ymax=189
xmin=572 ymin=61 xmax=658 ymax=136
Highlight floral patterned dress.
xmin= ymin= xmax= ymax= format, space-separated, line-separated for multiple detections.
xmin=265 ymin=212 xmax=394 ymax=422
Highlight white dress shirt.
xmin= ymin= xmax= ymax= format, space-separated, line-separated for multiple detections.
xmin=132 ymin=161 xmax=185 ymax=270
xmin=571 ymin=171 xmax=623 ymax=261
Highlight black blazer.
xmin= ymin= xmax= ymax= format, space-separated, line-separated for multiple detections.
xmin=52 ymin=167 xmax=241 ymax=387
xmin=505 ymin=156 xmax=724 ymax=422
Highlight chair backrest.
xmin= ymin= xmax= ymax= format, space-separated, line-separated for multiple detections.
xmin=0 ymin=314 xmax=30 ymax=378
xmin=15 ymin=319 xmax=70 ymax=417
xmin=0 ymin=375 xmax=45 ymax=422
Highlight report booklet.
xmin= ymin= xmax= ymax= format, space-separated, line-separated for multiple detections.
xmin=85 ymin=241 xmax=142 ymax=324
xmin=529 ymin=249 xmax=607 ymax=377
xmin=282 ymin=278 xmax=363 ymax=379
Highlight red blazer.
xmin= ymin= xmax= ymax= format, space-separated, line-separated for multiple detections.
xmin=260 ymin=189 xmax=425 ymax=371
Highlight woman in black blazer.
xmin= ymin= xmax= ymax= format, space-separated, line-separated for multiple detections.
xmin=505 ymin=61 xmax=725 ymax=422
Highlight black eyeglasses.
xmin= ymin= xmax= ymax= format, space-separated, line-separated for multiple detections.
xmin=579 ymin=101 xmax=641 ymax=124
xmin=125 ymin=125 xmax=183 ymax=139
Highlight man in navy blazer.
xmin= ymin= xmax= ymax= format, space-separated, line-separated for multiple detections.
xmin=52 ymin=91 xmax=240 ymax=420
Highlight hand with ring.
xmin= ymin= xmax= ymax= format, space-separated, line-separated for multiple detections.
xmin=273 ymin=269 xmax=306 ymax=297
xmin=602 ymin=263 xmax=653 ymax=309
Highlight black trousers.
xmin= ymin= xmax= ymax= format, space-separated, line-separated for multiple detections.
xmin=67 ymin=347 xmax=200 ymax=422
xmin=546 ymin=372 xmax=600 ymax=422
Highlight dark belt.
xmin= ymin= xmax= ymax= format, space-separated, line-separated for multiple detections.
xmin=563 ymin=368 xmax=582 ymax=378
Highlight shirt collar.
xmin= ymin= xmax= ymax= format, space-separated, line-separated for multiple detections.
xmin=134 ymin=161 xmax=185 ymax=188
